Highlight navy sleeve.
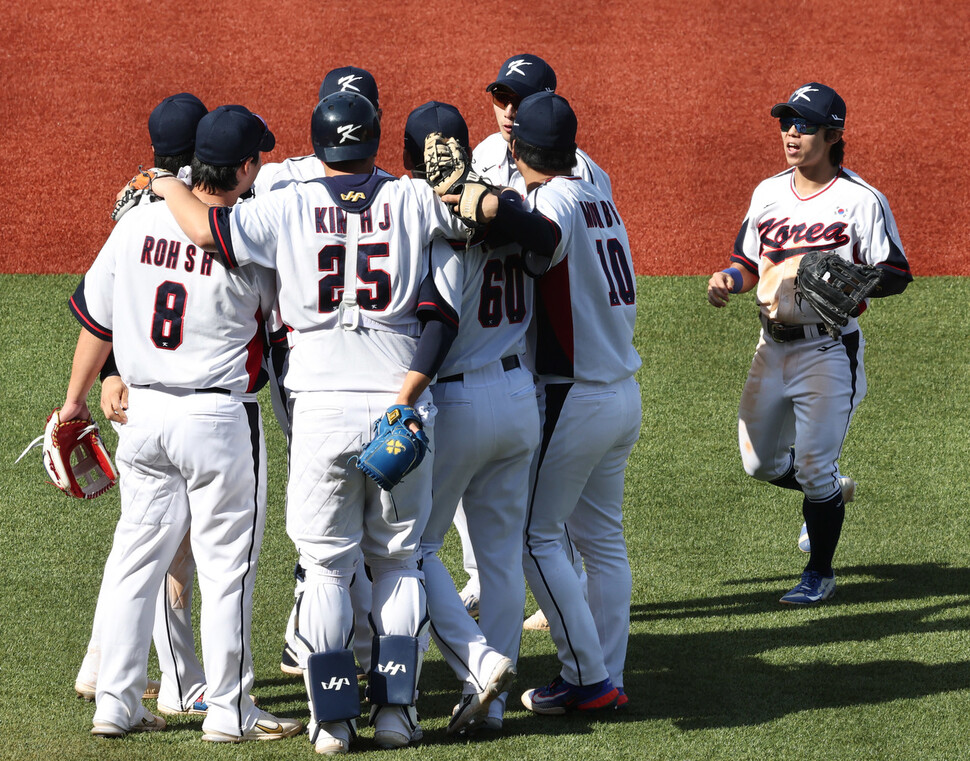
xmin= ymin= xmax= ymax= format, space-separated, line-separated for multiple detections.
xmin=492 ymin=190 xmax=561 ymax=277
xmin=68 ymin=277 xmax=112 ymax=341
xmin=409 ymin=319 xmax=459 ymax=379
xmin=209 ymin=206 xmax=237 ymax=268
xmin=99 ymin=350 xmax=120 ymax=381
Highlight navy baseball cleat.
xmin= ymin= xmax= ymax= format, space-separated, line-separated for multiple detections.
xmin=780 ymin=571 xmax=836 ymax=605
xmin=521 ymin=675 xmax=619 ymax=715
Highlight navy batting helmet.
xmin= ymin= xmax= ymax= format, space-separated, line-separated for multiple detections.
xmin=311 ymin=92 xmax=380 ymax=163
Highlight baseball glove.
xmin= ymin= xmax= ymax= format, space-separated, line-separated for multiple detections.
xmin=423 ymin=132 xmax=492 ymax=226
xmin=794 ymin=251 xmax=882 ymax=339
xmin=355 ymin=405 xmax=430 ymax=491
xmin=15 ymin=409 xmax=118 ymax=499
xmin=110 ymin=166 xmax=174 ymax=222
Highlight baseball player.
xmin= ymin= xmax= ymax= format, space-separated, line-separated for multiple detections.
xmin=254 ymin=67 xmax=387 ymax=683
xmin=64 ymin=104 xmax=303 ymax=741
xmin=76 ymin=92 xmax=213 ymax=715
xmin=404 ymin=101 xmax=526 ymax=735
xmin=707 ymin=82 xmax=912 ymax=604
xmin=152 ymin=91 xmax=475 ymax=754
xmin=460 ymin=54 xmax=607 ymax=630
xmin=449 ymin=91 xmax=642 ymax=714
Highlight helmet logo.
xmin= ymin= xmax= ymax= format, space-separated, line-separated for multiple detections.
xmin=338 ymin=74 xmax=363 ymax=93
xmin=791 ymin=85 xmax=819 ymax=103
xmin=341 ymin=191 xmax=366 ymax=202
xmin=337 ymin=124 xmax=362 ymax=143
xmin=505 ymin=59 xmax=532 ymax=77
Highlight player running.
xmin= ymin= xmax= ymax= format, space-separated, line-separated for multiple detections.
xmin=706 ymin=82 xmax=912 ymax=604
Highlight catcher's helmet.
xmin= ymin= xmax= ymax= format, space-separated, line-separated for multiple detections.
xmin=312 ymin=92 xmax=380 ymax=163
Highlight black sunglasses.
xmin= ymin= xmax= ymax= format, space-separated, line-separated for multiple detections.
xmin=780 ymin=117 xmax=824 ymax=135
xmin=491 ymin=90 xmax=522 ymax=110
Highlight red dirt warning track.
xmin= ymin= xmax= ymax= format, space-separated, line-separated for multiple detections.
xmin=2 ymin=1 xmax=966 ymax=275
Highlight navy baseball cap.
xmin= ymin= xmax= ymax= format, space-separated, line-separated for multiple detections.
xmin=404 ymin=101 xmax=469 ymax=166
xmin=319 ymin=66 xmax=380 ymax=110
xmin=771 ymin=83 xmax=846 ymax=127
xmin=486 ymin=54 xmax=557 ymax=99
xmin=148 ymin=93 xmax=207 ymax=155
xmin=511 ymin=92 xmax=577 ymax=151
xmin=194 ymin=105 xmax=275 ymax=167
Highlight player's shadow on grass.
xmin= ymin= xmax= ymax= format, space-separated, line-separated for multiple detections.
xmin=621 ymin=562 xmax=970 ymax=729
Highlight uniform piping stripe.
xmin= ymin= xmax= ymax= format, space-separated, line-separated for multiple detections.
xmin=69 ymin=295 xmax=112 ymax=339
xmin=524 ymin=383 xmax=588 ymax=681
xmin=210 ymin=207 xmax=237 ymax=269
xmin=840 ymin=330 xmax=862 ymax=450
xmin=233 ymin=400 xmax=263 ymax=734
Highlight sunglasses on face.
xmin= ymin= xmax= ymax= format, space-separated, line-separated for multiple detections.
xmin=491 ymin=90 xmax=522 ymax=110
xmin=780 ymin=117 xmax=824 ymax=135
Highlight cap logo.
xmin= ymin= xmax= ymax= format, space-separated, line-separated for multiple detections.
xmin=791 ymin=85 xmax=819 ymax=103
xmin=505 ymin=59 xmax=533 ymax=77
xmin=337 ymin=124 xmax=362 ymax=143
xmin=338 ymin=74 xmax=363 ymax=93
xmin=829 ymin=114 xmax=844 ymax=122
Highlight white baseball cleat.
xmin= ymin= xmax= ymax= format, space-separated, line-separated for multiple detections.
xmin=523 ymin=609 xmax=550 ymax=631
xmin=798 ymin=477 xmax=857 ymax=553
xmin=91 ymin=711 xmax=166 ymax=738
xmin=370 ymin=705 xmax=423 ymax=749
xmin=76 ymin=677 xmax=160 ymax=702
xmin=201 ymin=710 xmax=303 ymax=742
xmin=312 ymin=719 xmax=355 ymax=755
xmin=447 ymin=656 xmax=516 ymax=735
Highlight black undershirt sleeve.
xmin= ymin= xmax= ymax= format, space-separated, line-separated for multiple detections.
xmin=409 ymin=319 xmax=459 ymax=379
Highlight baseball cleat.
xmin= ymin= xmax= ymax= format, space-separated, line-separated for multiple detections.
xmin=447 ymin=656 xmax=516 ymax=735
xmin=281 ymin=642 xmax=303 ymax=676
xmin=522 ymin=609 xmax=550 ymax=631
xmin=201 ymin=710 xmax=303 ymax=742
xmin=780 ymin=571 xmax=836 ymax=605
xmin=91 ymin=711 xmax=167 ymax=737
xmin=157 ymin=693 xmax=209 ymax=716
xmin=521 ymin=675 xmax=619 ymax=715
xmin=614 ymin=687 xmax=629 ymax=710
xmin=76 ymin=678 xmax=160 ymax=702
xmin=312 ymin=719 xmax=355 ymax=755
xmin=370 ymin=704 xmax=423 ymax=749
xmin=461 ymin=591 xmax=480 ymax=619
xmin=797 ymin=477 xmax=856 ymax=553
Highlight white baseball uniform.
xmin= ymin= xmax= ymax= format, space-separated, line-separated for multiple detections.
xmin=521 ymin=176 xmax=641 ymax=690
xmin=208 ymin=171 xmax=465 ymax=727
xmin=421 ymin=234 xmax=539 ymax=720
xmin=472 ymin=132 xmax=613 ymax=196
xmin=731 ymin=166 xmax=911 ymax=511
xmin=70 ymin=199 xmax=278 ymax=736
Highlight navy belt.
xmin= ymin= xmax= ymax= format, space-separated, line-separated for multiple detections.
xmin=131 ymin=384 xmax=231 ymax=395
xmin=438 ymin=355 xmax=520 ymax=384
xmin=761 ymin=315 xmax=827 ymax=343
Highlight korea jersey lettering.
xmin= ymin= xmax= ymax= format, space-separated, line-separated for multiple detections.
xmin=731 ymin=167 xmax=911 ymax=329
xmin=472 ymin=132 xmax=613 ymax=197
xmin=211 ymin=172 xmax=465 ymax=393
xmin=528 ymin=176 xmax=641 ymax=384
xmin=69 ymin=201 xmax=277 ymax=393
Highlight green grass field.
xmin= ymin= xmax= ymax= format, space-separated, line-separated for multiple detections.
xmin=2 ymin=275 xmax=968 ymax=761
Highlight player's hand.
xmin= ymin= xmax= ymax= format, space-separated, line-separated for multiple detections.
xmin=707 ymin=271 xmax=735 ymax=308
xmin=59 ymin=399 xmax=91 ymax=422
xmin=147 ymin=174 xmax=179 ymax=198
xmin=100 ymin=376 xmax=129 ymax=424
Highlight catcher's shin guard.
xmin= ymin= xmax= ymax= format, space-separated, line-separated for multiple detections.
xmin=305 ymin=650 xmax=360 ymax=722
xmin=367 ymin=636 xmax=419 ymax=705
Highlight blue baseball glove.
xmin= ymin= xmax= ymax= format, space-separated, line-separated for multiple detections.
xmin=356 ymin=405 xmax=430 ymax=490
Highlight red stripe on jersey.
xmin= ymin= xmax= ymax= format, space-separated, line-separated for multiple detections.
xmin=417 ymin=300 xmax=459 ymax=328
xmin=535 ymin=256 xmax=574 ymax=377
xmin=244 ymin=309 xmax=267 ymax=393
xmin=210 ymin=207 xmax=237 ymax=269
xmin=69 ymin=295 xmax=112 ymax=339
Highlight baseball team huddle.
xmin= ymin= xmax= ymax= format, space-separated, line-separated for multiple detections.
xmin=46 ymin=52 xmax=911 ymax=753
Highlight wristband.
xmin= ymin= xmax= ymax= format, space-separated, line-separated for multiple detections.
xmin=723 ymin=267 xmax=743 ymax=294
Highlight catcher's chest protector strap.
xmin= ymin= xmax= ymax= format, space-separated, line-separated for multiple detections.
xmin=339 ymin=212 xmax=361 ymax=330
